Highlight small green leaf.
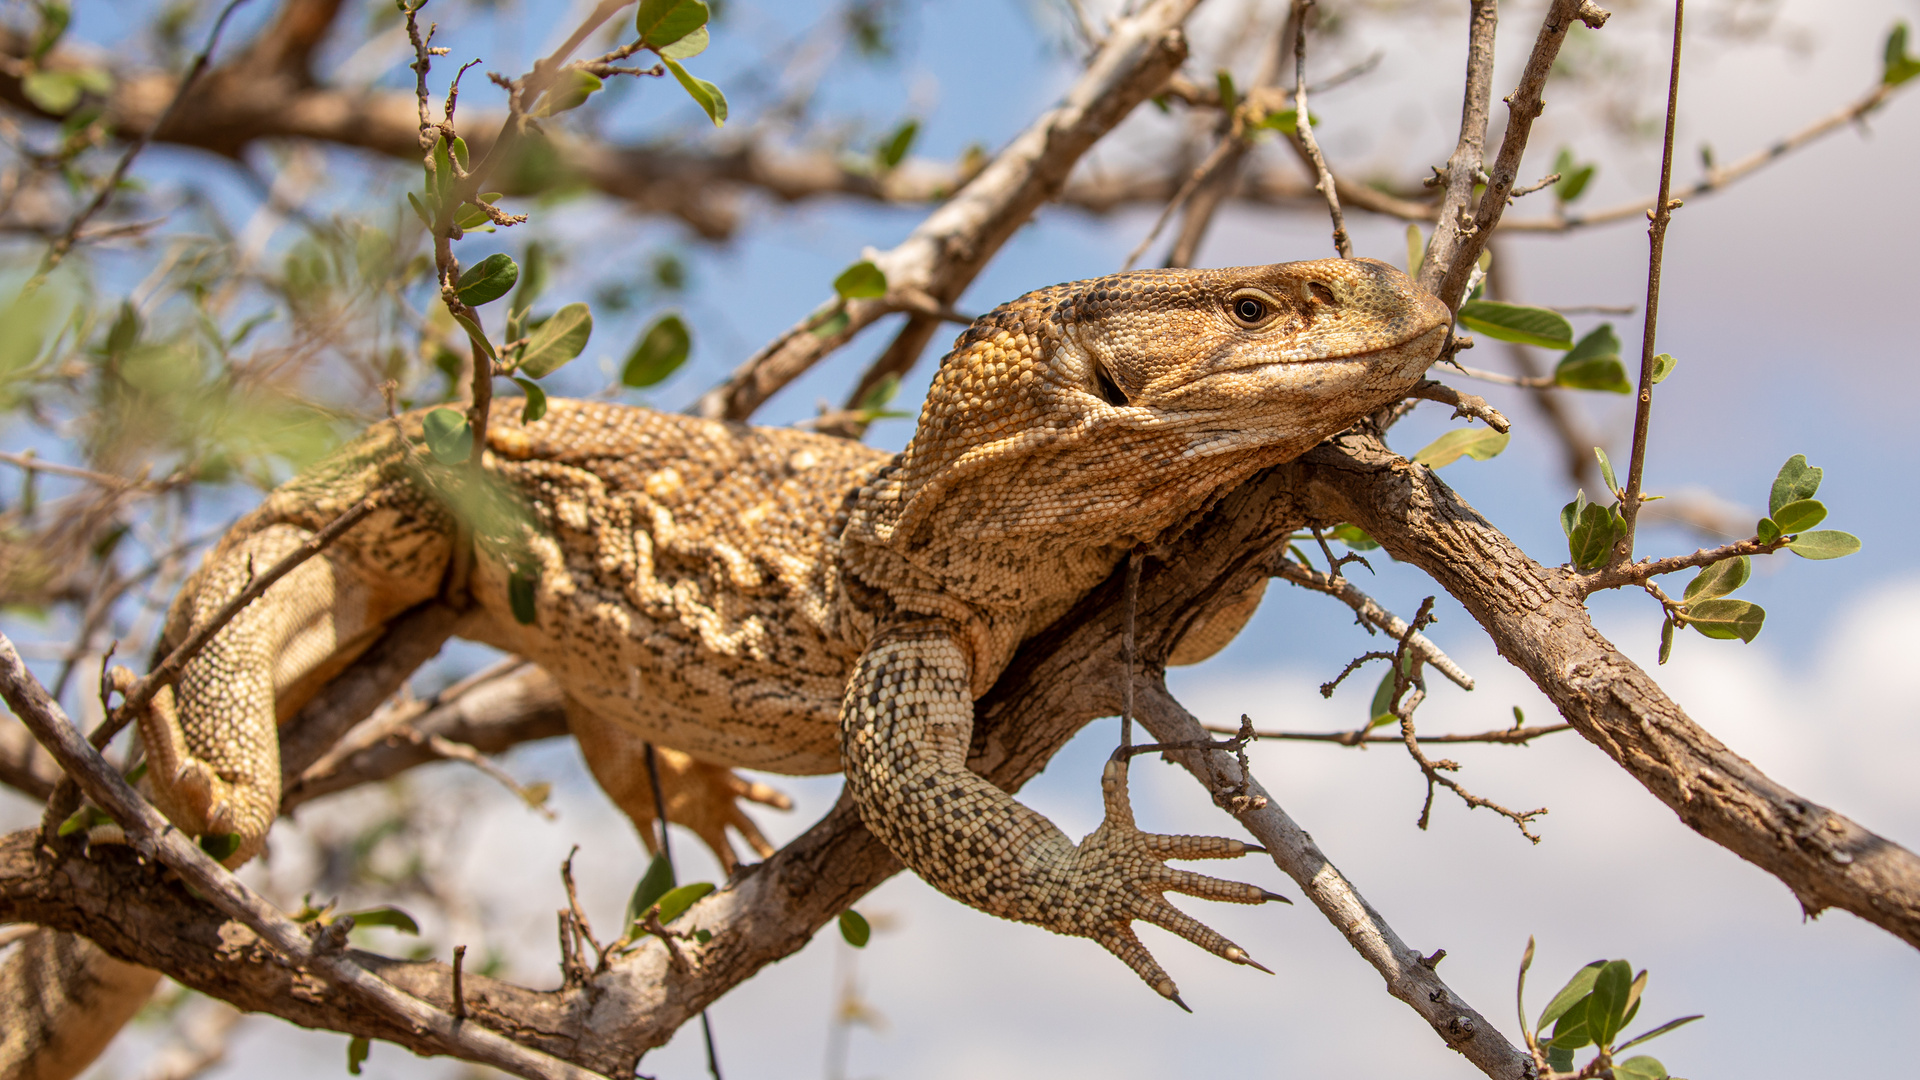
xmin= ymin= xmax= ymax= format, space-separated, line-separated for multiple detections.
xmin=1405 ymin=225 xmax=1425 ymax=278
xmin=423 ymin=407 xmax=474 ymax=465
xmin=1756 ymin=517 xmax=1781 ymax=544
xmin=1650 ymin=352 xmax=1677 ymax=384
xmin=345 ymin=906 xmax=420 ymax=934
xmin=693 ymin=928 xmax=712 ymax=943
xmin=653 ymin=881 xmax=715 ymax=924
xmin=198 ymin=832 xmax=242 ymax=861
xmin=1554 ymin=324 xmax=1629 ymax=393
xmin=23 ymin=70 xmax=84 ymax=114
xmin=1613 ymin=1056 xmax=1669 ymax=1080
xmin=1617 ymin=1014 xmax=1704 ymax=1052
xmin=452 ymin=312 xmax=497 ymax=361
xmin=58 ymin=804 xmax=111 ymax=837
xmin=455 ymin=253 xmax=520 ymax=307
xmin=876 ymin=118 xmax=920 ymax=170
xmin=636 ymin=0 xmax=710 ymax=49
xmin=1545 ymin=1044 xmax=1574 ymax=1073
xmin=1365 ymin=654 xmax=1413 ymax=731
xmin=1566 ymin=500 xmax=1626 ymax=569
xmin=839 ymin=909 xmax=871 ymax=947
xmin=1457 ymin=300 xmax=1574 ymax=349
xmin=658 ymin=25 xmax=709 ymax=60
xmin=662 ymin=57 xmax=727 ymax=126
xmin=347 ymin=1035 xmax=370 ymax=1075
xmin=833 ymin=260 xmax=888 ymax=300
xmin=1413 ymin=427 xmax=1509 ymax=467
xmin=432 ymin=134 xmax=454 ymax=204
xmin=1683 ymin=598 xmax=1766 ymax=642
xmin=1560 ymin=490 xmax=1589 ymax=541
xmin=1330 ymin=523 xmax=1379 ymax=551
xmin=1537 ymin=960 xmax=1606 ymax=1031
xmin=1594 ymin=447 xmax=1619 ymax=495
xmin=512 ymin=241 xmax=548 ymax=317
xmin=627 ymin=855 xmax=676 ymax=928
xmin=1589 ymin=960 xmax=1633 ymax=1047
xmin=1682 ymin=555 xmax=1749 ymax=602
xmin=536 ymin=69 xmax=604 ymax=117
xmin=512 ymin=376 xmax=548 ymax=423
xmin=508 ymin=569 xmax=537 ymax=624
xmin=623 ymin=313 xmax=691 ymax=387
xmin=406 ymin=190 xmax=433 ymax=228
xmin=1255 ymin=108 xmax=1311 ymax=134
xmin=1658 ymin=616 xmax=1675 ymax=664
xmin=1769 ymin=454 xmax=1822 ymax=516
xmin=1770 ymin=498 xmax=1827 ymax=534
xmin=518 ymin=302 xmax=593 ymax=378
xmin=1786 ymin=530 xmax=1861 ymax=560
xmin=1550 ymin=997 xmax=1594 ymax=1051
xmin=454 ymin=202 xmax=496 ymax=232
xmin=1885 ymin=22 xmax=1920 ymax=86
xmin=1552 ymin=148 xmax=1596 ymax=203
xmin=812 ymin=309 xmax=851 ymax=338
xmin=1215 ymin=69 xmax=1237 ymax=110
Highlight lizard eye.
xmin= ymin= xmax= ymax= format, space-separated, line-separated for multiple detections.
xmin=1234 ymin=297 xmax=1266 ymax=323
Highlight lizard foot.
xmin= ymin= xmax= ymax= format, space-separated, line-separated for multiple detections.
xmin=648 ymin=748 xmax=794 ymax=873
xmin=1067 ymin=755 xmax=1284 ymax=1007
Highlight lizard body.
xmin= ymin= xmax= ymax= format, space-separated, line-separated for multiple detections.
xmin=2 ymin=257 xmax=1450 ymax=1078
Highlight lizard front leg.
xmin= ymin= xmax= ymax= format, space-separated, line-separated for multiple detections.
xmin=840 ymin=619 xmax=1280 ymax=1005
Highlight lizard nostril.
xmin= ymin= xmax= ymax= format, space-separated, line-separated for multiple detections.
xmin=1308 ymin=282 xmax=1336 ymax=305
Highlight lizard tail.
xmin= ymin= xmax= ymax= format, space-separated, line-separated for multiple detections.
xmin=0 ymin=929 xmax=161 ymax=1080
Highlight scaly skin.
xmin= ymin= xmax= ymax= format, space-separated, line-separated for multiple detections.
xmin=2 ymin=257 xmax=1449 ymax=1078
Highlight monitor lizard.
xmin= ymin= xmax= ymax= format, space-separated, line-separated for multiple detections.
xmin=1 ymin=256 xmax=1451 ymax=1079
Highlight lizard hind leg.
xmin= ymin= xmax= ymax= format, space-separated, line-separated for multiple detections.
xmin=564 ymin=697 xmax=794 ymax=873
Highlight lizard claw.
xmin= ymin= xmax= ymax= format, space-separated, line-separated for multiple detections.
xmin=1066 ymin=757 xmax=1281 ymax=1003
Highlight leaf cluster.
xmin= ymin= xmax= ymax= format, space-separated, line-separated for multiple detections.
xmin=1518 ymin=940 xmax=1701 ymax=1079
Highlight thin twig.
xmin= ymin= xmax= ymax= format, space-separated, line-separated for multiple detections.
xmin=1205 ymin=722 xmax=1573 ymax=745
xmin=33 ymin=0 xmax=253 ymax=281
xmin=1416 ymin=0 xmax=1499 ymax=298
xmin=1270 ymin=556 xmax=1473 ymax=691
xmin=0 ymin=632 xmax=609 ymax=1080
xmin=1289 ymin=0 xmax=1350 ymax=257
xmin=1614 ymin=0 xmax=1685 ymax=566
xmin=0 ymin=451 xmax=171 ymax=491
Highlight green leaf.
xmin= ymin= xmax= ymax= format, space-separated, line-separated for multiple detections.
xmin=623 ymin=313 xmax=691 ymax=388
xmin=455 ymin=253 xmax=520 ymax=307
xmin=1787 ymin=530 xmax=1861 ymax=560
xmin=876 ymin=118 xmax=920 ymax=170
xmin=1215 ymin=69 xmax=1237 ymax=110
xmin=451 ymin=312 xmax=497 ymax=361
xmin=508 ymin=569 xmax=537 ymax=624
xmin=347 ymin=1035 xmax=370 ymax=1076
xmin=1756 ymin=517 xmax=1781 ymax=544
xmin=1589 ymin=959 xmax=1633 ymax=1047
xmin=406 ymin=190 xmax=434 ymax=228
xmin=423 ymin=407 xmax=474 ymax=465
xmin=1594 ymin=447 xmax=1619 ymax=495
xmin=345 ymin=906 xmax=420 ymax=934
xmin=1682 ymin=555 xmax=1749 ymax=602
xmin=658 ymin=25 xmax=709 ymax=60
xmin=1770 ymin=498 xmax=1827 ymax=534
xmin=22 ymin=69 xmax=95 ymax=114
xmin=1658 ymin=616 xmax=1675 ymax=664
xmin=1330 ymin=523 xmax=1379 ymax=551
xmin=1617 ymin=1014 xmax=1704 ymax=1052
xmin=1613 ymin=1056 xmax=1669 ymax=1080
xmin=1554 ymin=324 xmax=1630 ymax=392
xmin=1885 ymin=22 xmax=1920 ymax=86
xmin=454 ymin=202 xmax=496 ymax=232
xmin=839 ymin=909 xmax=871 ymax=948
xmin=833 ymin=260 xmax=888 ymax=300
xmin=1566 ymin=499 xmax=1626 ymax=570
xmin=105 ymin=300 xmax=140 ymax=356
xmin=1552 ymin=148 xmax=1596 ymax=203
xmin=1560 ymin=490 xmax=1588 ymax=541
xmin=1255 ymin=108 xmax=1312 ymax=135
xmin=512 ymin=376 xmax=548 ymax=423
xmin=58 ymin=804 xmax=111 ymax=837
xmin=662 ymin=57 xmax=727 ymax=126
xmin=518 ymin=302 xmax=593 ymax=378
xmin=811 ymin=309 xmax=851 ymax=338
xmin=653 ymin=881 xmax=715 ymax=924
xmin=198 ymin=832 xmax=242 ymax=861
xmin=1550 ymin=997 xmax=1594 ymax=1051
xmin=432 ymin=134 xmax=454 ymax=205
xmin=1516 ymin=936 xmax=1536 ymax=1034
xmin=627 ymin=855 xmax=676 ymax=928
xmin=1769 ymin=454 xmax=1822 ymax=516
xmin=1405 ymin=225 xmax=1425 ymax=278
xmin=536 ymin=69 xmax=603 ymax=117
xmin=1457 ymin=300 xmax=1574 ymax=349
xmin=1537 ymin=960 xmax=1606 ymax=1031
xmin=1545 ymin=1044 xmax=1575 ymax=1073
xmin=1650 ymin=352 xmax=1677 ymax=384
xmin=1413 ymin=427 xmax=1509 ymax=467
xmin=1365 ymin=654 xmax=1413 ymax=731
xmin=512 ymin=241 xmax=548 ymax=317
xmin=1683 ymin=598 xmax=1766 ymax=642
xmin=636 ymin=0 xmax=710 ymax=49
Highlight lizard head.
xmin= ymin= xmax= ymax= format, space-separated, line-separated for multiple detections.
xmin=876 ymin=257 xmax=1449 ymax=548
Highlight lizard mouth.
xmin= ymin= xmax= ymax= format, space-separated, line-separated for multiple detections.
xmin=1183 ymin=321 xmax=1451 ymax=388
